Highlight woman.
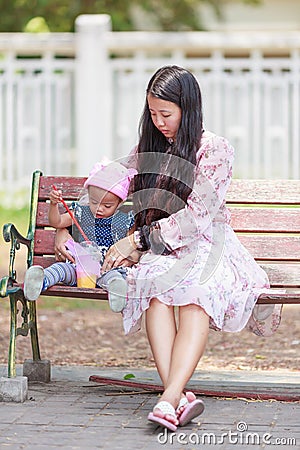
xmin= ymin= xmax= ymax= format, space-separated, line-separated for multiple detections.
xmin=56 ymin=66 xmax=281 ymax=431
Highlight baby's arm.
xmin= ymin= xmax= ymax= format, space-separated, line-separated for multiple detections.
xmin=48 ymin=189 xmax=72 ymax=229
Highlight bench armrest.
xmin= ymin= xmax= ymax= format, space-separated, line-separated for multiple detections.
xmin=3 ymin=223 xmax=32 ymax=246
xmin=2 ymin=223 xmax=33 ymax=281
xmin=0 ymin=275 xmax=22 ymax=298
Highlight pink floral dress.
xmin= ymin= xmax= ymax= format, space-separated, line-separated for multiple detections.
xmin=123 ymin=131 xmax=282 ymax=336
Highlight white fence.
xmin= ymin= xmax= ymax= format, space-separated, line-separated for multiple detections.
xmin=0 ymin=14 xmax=300 ymax=205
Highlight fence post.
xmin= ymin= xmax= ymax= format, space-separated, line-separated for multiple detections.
xmin=75 ymin=14 xmax=112 ymax=176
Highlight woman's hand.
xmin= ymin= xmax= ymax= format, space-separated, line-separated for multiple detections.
xmin=54 ymin=228 xmax=75 ymax=263
xmin=102 ymin=235 xmax=137 ymax=271
xmin=127 ymin=249 xmax=143 ymax=265
xmin=117 ymin=250 xmax=143 ymax=268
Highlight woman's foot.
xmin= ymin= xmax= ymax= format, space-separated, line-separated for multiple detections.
xmin=148 ymin=400 xmax=179 ymax=431
xmin=23 ymin=265 xmax=44 ymax=301
xmin=176 ymin=391 xmax=196 ymax=416
xmin=176 ymin=391 xmax=205 ymax=426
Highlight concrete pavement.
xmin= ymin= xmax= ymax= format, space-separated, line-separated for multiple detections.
xmin=0 ymin=365 xmax=299 ymax=449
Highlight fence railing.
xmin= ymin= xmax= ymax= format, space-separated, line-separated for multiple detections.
xmin=0 ymin=14 xmax=300 ymax=205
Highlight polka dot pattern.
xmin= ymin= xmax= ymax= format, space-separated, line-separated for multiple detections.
xmin=71 ymin=204 xmax=134 ymax=261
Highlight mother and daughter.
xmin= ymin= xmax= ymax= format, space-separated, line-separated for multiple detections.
xmin=26 ymin=65 xmax=282 ymax=431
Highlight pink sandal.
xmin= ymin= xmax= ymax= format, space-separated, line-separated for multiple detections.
xmin=176 ymin=392 xmax=204 ymax=426
xmin=148 ymin=401 xmax=178 ymax=431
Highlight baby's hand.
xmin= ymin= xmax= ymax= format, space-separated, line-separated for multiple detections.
xmin=49 ymin=189 xmax=62 ymax=205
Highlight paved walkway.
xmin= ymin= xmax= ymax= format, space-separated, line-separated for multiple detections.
xmin=0 ymin=365 xmax=299 ymax=449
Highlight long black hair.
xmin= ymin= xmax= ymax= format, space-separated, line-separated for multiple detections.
xmin=132 ymin=65 xmax=203 ymax=227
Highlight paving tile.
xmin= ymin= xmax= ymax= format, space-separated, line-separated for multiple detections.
xmin=0 ymin=365 xmax=298 ymax=449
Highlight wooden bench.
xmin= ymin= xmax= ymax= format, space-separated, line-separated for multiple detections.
xmin=0 ymin=170 xmax=299 ymax=382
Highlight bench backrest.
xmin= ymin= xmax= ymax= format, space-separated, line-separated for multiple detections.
xmin=31 ymin=172 xmax=300 ymax=291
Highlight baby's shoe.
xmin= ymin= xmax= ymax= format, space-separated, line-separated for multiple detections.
xmin=107 ymin=275 xmax=127 ymax=313
xmin=23 ymin=265 xmax=44 ymax=301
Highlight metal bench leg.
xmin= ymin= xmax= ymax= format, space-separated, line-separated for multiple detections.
xmin=23 ymin=301 xmax=51 ymax=383
xmin=8 ymin=293 xmax=19 ymax=378
xmin=28 ymin=301 xmax=41 ymax=361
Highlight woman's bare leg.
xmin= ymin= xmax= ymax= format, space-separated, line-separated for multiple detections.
xmin=145 ymin=298 xmax=177 ymax=386
xmin=146 ymin=301 xmax=209 ymax=423
xmin=145 ymin=298 xmax=178 ymax=424
xmin=163 ymin=304 xmax=209 ymax=404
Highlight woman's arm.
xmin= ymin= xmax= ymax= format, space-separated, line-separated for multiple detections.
xmin=156 ymin=134 xmax=234 ymax=250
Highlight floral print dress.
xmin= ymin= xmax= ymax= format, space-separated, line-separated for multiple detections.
xmin=122 ymin=131 xmax=282 ymax=336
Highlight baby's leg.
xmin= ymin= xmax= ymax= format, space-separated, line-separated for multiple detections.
xmin=24 ymin=262 xmax=76 ymax=301
xmin=43 ymin=262 xmax=77 ymax=289
xmin=97 ymin=268 xmax=127 ymax=313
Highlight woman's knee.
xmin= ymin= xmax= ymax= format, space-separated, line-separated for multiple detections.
xmin=149 ymin=297 xmax=173 ymax=310
xmin=181 ymin=303 xmax=207 ymax=314
xmin=179 ymin=304 xmax=210 ymax=325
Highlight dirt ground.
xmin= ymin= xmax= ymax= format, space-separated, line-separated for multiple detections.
xmin=0 ymin=242 xmax=299 ymax=373
xmin=0 ymin=303 xmax=299 ymax=373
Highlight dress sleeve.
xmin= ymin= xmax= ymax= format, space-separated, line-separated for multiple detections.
xmin=158 ymin=134 xmax=234 ymax=250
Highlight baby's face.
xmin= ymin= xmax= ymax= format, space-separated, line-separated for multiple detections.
xmin=88 ymin=186 xmax=121 ymax=218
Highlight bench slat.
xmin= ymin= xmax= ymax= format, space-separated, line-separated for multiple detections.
xmin=230 ymin=208 xmax=300 ymax=232
xmin=261 ymin=263 xmax=300 ymax=288
xmin=36 ymin=203 xmax=67 ymax=226
xmin=33 ymin=256 xmax=57 ymax=267
xmin=38 ymin=176 xmax=87 ymax=201
xmin=39 ymin=178 xmax=300 ymax=205
xmin=227 ymin=179 xmax=300 ymax=205
xmin=257 ymin=293 xmax=300 ymax=304
xmin=34 ymin=229 xmax=56 ymax=254
xmin=36 ymin=202 xmax=300 ymax=233
xmin=33 ymin=229 xmax=300 ymax=262
xmin=41 ymin=285 xmax=108 ymax=300
xmin=238 ymin=235 xmax=300 ymax=261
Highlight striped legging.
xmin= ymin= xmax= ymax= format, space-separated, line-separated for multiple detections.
xmin=42 ymin=262 xmax=126 ymax=291
xmin=43 ymin=262 xmax=77 ymax=290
